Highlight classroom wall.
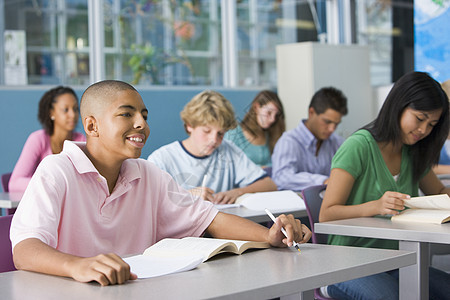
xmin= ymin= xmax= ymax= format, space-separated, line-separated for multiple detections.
xmin=0 ymin=86 xmax=262 ymax=189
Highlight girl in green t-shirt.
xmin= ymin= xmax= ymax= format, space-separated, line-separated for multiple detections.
xmin=319 ymin=71 xmax=450 ymax=300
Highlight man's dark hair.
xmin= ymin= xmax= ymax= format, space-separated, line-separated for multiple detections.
xmin=309 ymin=87 xmax=348 ymax=116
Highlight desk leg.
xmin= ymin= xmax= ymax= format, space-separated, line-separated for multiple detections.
xmin=280 ymin=290 xmax=314 ymax=300
xmin=399 ymin=241 xmax=429 ymax=300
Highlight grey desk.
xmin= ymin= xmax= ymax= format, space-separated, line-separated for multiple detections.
xmin=315 ymin=217 xmax=450 ymax=300
xmin=437 ymin=174 xmax=450 ymax=180
xmin=219 ymin=206 xmax=307 ymax=223
xmin=0 ymin=192 xmax=22 ymax=209
xmin=437 ymin=174 xmax=450 ymax=187
xmin=0 ymin=244 xmax=414 ymax=300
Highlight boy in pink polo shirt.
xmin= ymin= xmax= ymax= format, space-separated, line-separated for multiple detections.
xmin=10 ymin=80 xmax=311 ymax=286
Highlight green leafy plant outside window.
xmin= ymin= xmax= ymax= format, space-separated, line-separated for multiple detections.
xmin=126 ymin=0 xmax=197 ymax=85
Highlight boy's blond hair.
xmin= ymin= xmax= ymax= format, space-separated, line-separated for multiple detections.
xmin=180 ymin=90 xmax=237 ymax=133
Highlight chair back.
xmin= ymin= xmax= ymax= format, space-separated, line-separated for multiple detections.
xmin=301 ymin=184 xmax=328 ymax=244
xmin=1 ymin=172 xmax=12 ymax=192
xmin=0 ymin=214 xmax=16 ymax=272
xmin=302 ymin=184 xmax=336 ymax=300
xmin=1 ymin=172 xmax=16 ymax=215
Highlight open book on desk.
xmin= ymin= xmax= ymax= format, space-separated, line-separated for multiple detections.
xmin=216 ymin=190 xmax=306 ymax=212
xmin=391 ymin=194 xmax=450 ymax=224
xmin=123 ymin=237 xmax=269 ymax=279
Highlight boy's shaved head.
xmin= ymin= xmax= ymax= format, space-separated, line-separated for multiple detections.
xmin=80 ymin=80 xmax=137 ymax=121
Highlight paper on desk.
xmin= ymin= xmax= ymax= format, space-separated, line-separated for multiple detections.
xmin=123 ymin=253 xmax=203 ymax=279
xmin=236 ymin=190 xmax=306 ymax=212
xmin=214 ymin=203 xmax=242 ymax=209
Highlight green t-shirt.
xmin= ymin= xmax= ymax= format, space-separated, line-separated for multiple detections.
xmin=328 ymin=129 xmax=420 ymax=250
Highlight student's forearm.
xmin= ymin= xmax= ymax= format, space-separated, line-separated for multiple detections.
xmin=420 ymin=169 xmax=450 ymax=196
xmin=206 ymin=212 xmax=269 ymax=242
xmin=440 ymin=187 xmax=450 ymax=196
xmin=432 ymin=164 xmax=450 ymax=175
xmin=13 ymin=238 xmax=78 ymax=278
xmin=319 ymin=201 xmax=379 ymax=222
xmin=14 ymin=238 xmax=135 ymax=285
xmin=207 ymin=212 xmax=311 ymax=247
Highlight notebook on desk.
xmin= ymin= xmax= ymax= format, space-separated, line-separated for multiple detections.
xmin=215 ymin=190 xmax=305 ymax=212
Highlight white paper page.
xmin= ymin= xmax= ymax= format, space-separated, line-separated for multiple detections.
xmin=404 ymin=194 xmax=450 ymax=210
xmin=144 ymin=237 xmax=232 ymax=261
xmin=214 ymin=203 xmax=242 ymax=209
xmin=123 ymin=253 xmax=203 ymax=279
xmin=236 ymin=190 xmax=305 ymax=212
xmin=392 ymin=209 xmax=450 ymax=224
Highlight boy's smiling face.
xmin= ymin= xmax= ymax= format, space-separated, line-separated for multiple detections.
xmin=96 ymin=89 xmax=150 ymax=161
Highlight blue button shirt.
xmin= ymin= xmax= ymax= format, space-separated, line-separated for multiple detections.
xmin=271 ymin=120 xmax=343 ymax=191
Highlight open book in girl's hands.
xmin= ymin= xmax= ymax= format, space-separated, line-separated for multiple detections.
xmin=391 ymin=194 xmax=450 ymax=224
xmin=123 ymin=237 xmax=269 ymax=278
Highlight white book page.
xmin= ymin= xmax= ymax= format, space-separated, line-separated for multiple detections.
xmin=404 ymin=194 xmax=450 ymax=210
xmin=392 ymin=209 xmax=450 ymax=224
xmin=123 ymin=253 xmax=202 ymax=279
xmin=214 ymin=203 xmax=242 ymax=209
xmin=143 ymin=237 xmax=233 ymax=261
xmin=235 ymin=190 xmax=305 ymax=212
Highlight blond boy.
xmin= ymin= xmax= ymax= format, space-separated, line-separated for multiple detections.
xmin=10 ymin=81 xmax=311 ymax=286
xmin=148 ymin=90 xmax=277 ymax=204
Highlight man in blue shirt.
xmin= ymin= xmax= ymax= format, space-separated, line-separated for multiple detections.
xmin=271 ymin=87 xmax=348 ymax=191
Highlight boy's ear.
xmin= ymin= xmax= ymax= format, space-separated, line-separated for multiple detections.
xmin=185 ymin=124 xmax=193 ymax=134
xmin=84 ymin=116 xmax=99 ymax=137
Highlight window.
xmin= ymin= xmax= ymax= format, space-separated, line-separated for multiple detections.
xmin=1 ymin=0 xmax=415 ymax=87
xmin=4 ymin=0 xmax=89 ymax=85
xmin=354 ymin=0 xmax=414 ymax=85
xmin=104 ymin=0 xmax=222 ymax=85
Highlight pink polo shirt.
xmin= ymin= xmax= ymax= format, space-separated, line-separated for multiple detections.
xmin=10 ymin=141 xmax=218 ymax=257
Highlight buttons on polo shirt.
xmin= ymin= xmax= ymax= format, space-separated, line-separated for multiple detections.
xmin=97 ymin=177 xmax=102 ymax=183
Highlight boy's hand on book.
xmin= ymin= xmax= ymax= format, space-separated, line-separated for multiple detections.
xmin=212 ymin=189 xmax=243 ymax=204
xmin=68 ymin=253 xmax=137 ymax=286
xmin=268 ymin=214 xmax=312 ymax=247
xmin=375 ymin=191 xmax=409 ymax=216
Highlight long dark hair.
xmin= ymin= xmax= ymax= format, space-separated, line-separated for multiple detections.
xmin=38 ymin=86 xmax=78 ymax=135
xmin=364 ymin=71 xmax=449 ymax=181
xmin=241 ymin=90 xmax=285 ymax=152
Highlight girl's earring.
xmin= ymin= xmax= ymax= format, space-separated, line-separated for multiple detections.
xmin=51 ymin=116 xmax=55 ymax=121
